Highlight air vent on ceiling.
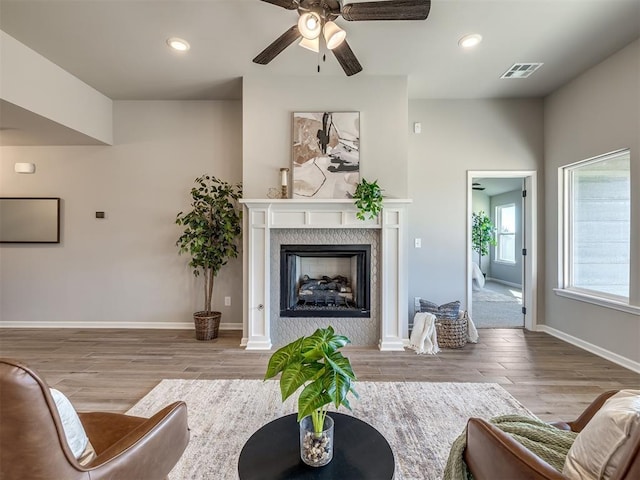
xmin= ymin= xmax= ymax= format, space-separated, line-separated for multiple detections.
xmin=501 ymin=63 xmax=543 ymax=79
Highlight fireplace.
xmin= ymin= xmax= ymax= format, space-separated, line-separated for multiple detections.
xmin=280 ymin=245 xmax=370 ymax=317
xmin=240 ymin=199 xmax=411 ymax=350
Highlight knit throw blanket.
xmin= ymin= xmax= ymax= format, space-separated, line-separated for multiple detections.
xmin=443 ymin=415 xmax=578 ymax=480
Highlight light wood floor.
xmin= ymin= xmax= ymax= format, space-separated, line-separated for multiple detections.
xmin=1 ymin=328 xmax=638 ymax=421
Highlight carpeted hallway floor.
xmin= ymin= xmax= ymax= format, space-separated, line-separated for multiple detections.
xmin=472 ymin=280 xmax=523 ymax=328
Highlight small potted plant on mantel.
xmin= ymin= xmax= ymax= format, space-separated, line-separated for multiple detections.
xmin=352 ymin=178 xmax=383 ymax=220
xmin=265 ymin=326 xmax=358 ymax=467
xmin=176 ymin=175 xmax=242 ymax=341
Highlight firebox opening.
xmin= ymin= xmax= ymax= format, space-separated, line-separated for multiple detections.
xmin=280 ymin=244 xmax=371 ymax=318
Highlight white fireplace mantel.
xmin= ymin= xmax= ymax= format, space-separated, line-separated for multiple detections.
xmin=239 ymin=198 xmax=411 ymax=351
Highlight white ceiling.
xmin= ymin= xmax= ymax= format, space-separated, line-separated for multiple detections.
xmin=473 ymin=177 xmax=523 ymax=197
xmin=1 ymin=0 xmax=639 ymax=101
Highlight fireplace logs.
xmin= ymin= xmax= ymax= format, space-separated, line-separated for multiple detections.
xmin=298 ymin=275 xmax=354 ymax=307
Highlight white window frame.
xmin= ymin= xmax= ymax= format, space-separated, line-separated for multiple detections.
xmin=495 ymin=203 xmax=516 ymax=265
xmin=555 ymin=148 xmax=640 ymax=315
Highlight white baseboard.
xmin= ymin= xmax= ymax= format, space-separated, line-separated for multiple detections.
xmin=537 ymin=325 xmax=640 ymax=374
xmin=486 ymin=277 xmax=522 ymax=289
xmin=0 ymin=321 xmax=242 ymax=331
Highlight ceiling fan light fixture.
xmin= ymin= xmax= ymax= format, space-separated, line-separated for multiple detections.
xmin=298 ymin=11 xmax=322 ymax=39
xmin=166 ymin=37 xmax=190 ymax=52
xmin=458 ymin=34 xmax=482 ymax=49
xmin=323 ymin=21 xmax=346 ymax=50
xmin=299 ymin=36 xmax=319 ymax=53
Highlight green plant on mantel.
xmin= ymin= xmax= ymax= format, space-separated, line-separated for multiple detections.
xmin=353 ymin=178 xmax=383 ymax=220
xmin=265 ymin=326 xmax=358 ymax=434
xmin=175 ymin=175 xmax=242 ymax=314
xmin=471 ymin=211 xmax=497 ymax=272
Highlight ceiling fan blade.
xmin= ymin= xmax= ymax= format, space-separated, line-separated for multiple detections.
xmin=259 ymin=0 xmax=298 ymax=9
xmin=332 ymin=40 xmax=363 ymax=76
xmin=341 ymin=0 xmax=431 ymax=21
xmin=253 ymin=26 xmax=301 ymax=65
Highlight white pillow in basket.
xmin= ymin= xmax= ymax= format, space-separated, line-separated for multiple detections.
xmin=563 ymin=390 xmax=640 ymax=479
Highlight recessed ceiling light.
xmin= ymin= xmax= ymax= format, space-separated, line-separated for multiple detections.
xmin=458 ymin=34 xmax=482 ymax=49
xmin=167 ymin=37 xmax=190 ymax=52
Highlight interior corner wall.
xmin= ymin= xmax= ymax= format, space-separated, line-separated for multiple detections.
xmin=544 ymin=39 xmax=640 ymax=363
xmin=242 ymin=75 xmax=409 ymax=198
xmin=407 ymin=99 xmax=544 ymax=317
xmin=0 ymin=100 xmax=243 ymax=328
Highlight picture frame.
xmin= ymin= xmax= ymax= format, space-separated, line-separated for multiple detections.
xmin=292 ymin=112 xmax=360 ymax=199
xmin=0 ymin=197 xmax=61 ymax=243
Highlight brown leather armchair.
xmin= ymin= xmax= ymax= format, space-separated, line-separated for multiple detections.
xmin=463 ymin=390 xmax=640 ymax=480
xmin=0 ymin=358 xmax=190 ymax=480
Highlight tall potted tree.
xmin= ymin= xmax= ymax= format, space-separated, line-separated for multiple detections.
xmin=471 ymin=211 xmax=497 ymax=276
xmin=176 ymin=175 xmax=242 ymax=340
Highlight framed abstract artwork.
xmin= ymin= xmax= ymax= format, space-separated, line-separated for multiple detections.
xmin=292 ymin=112 xmax=360 ymax=199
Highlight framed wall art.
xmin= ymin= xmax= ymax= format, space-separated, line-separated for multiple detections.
xmin=0 ymin=197 xmax=61 ymax=243
xmin=292 ymin=112 xmax=360 ymax=199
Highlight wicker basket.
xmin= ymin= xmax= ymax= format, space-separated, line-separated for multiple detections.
xmin=193 ymin=311 xmax=221 ymax=341
xmin=436 ymin=314 xmax=468 ymax=349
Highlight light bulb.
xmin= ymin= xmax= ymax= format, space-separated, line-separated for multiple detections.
xmin=306 ymin=16 xmax=318 ymax=30
xmin=298 ymin=12 xmax=322 ymax=40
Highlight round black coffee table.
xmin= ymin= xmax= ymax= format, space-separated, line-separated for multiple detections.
xmin=238 ymin=412 xmax=394 ymax=479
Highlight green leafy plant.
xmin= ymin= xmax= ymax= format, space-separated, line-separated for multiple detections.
xmin=265 ymin=326 xmax=358 ymax=434
xmin=471 ymin=211 xmax=497 ymax=271
xmin=176 ymin=175 xmax=242 ymax=314
xmin=353 ymin=178 xmax=383 ymax=220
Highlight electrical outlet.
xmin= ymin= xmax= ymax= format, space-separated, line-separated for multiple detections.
xmin=414 ymin=297 xmax=421 ymax=309
xmin=224 ymin=296 xmax=231 ymax=306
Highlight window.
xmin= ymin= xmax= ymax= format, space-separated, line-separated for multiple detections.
xmin=495 ymin=203 xmax=516 ymax=263
xmin=561 ymin=149 xmax=630 ymax=300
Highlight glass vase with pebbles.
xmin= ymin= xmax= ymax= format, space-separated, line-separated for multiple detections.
xmin=299 ymin=415 xmax=334 ymax=467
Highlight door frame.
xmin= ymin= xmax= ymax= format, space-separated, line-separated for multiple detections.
xmin=467 ymin=170 xmax=538 ymax=331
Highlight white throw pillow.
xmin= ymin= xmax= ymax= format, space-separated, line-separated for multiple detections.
xmin=50 ymin=388 xmax=90 ymax=460
xmin=563 ymin=390 xmax=640 ymax=480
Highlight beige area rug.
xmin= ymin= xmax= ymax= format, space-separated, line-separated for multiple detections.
xmin=127 ymin=380 xmax=533 ymax=480
xmin=473 ymin=288 xmax=521 ymax=303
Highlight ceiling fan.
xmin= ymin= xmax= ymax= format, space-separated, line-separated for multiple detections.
xmin=472 ymin=182 xmax=485 ymax=191
xmin=253 ymin=0 xmax=431 ymax=76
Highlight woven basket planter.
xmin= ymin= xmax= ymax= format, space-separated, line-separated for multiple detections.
xmin=436 ymin=315 xmax=467 ymax=349
xmin=193 ymin=311 xmax=222 ymax=341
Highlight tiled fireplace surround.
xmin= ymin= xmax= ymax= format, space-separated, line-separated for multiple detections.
xmin=240 ymin=199 xmax=410 ymax=350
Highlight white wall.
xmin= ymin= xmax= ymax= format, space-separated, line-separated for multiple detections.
xmin=0 ymin=30 xmax=113 ymax=145
xmin=408 ymin=99 xmax=544 ymax=315
xmin=242 ymin=75 xmax=409 ymax=198
xmin=0 ymin=101 xmax=243 ymax=328
xmin=544 ymin=39 xmax=640 ymax=363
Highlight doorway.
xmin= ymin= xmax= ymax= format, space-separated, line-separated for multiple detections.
xmin=467 ymin=171 xmax=537 ymax=331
